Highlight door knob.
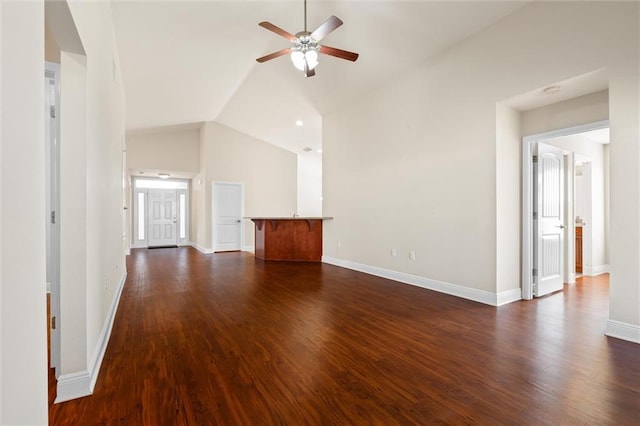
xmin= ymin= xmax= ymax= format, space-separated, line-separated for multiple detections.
xmin=556 ymin=224 xmax=567 ymax=229
xmin=236 ymin=220 xmax=241 ymax=223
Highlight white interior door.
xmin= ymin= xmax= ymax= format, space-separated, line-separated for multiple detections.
xmin=148 ymin=188 xmax=177 ymax=247
xmin=534 ymin=142 xmax=565 ymax=296
xmin=213 ymin=182 xmax=242 ymax=252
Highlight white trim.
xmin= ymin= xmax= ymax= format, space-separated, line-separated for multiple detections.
xmin=242 ymin=245 xmax=255 ymax=253
xmin=190 ymin=242 xmax=214 ymax=254
xmin=521 ymin=120 xmax=609 ymax=300
xmin=583 ymin=264 xmax=610 ymax=277
xmin=605 ymin=320 xmax=640 ymax=344
xmin=55 ymin=271 xmax=127 ymax=403
xmin=322 ymin=257 xmax=516 ymax=307
xmin=55 ymin=370 xmax=91 ymax=403
xmin=497 ymin=288 xmax=522 ymax=306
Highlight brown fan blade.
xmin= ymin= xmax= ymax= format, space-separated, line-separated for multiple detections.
xmin=319 ymin=45 xmax=359 ymax=62
xmin=259 ymin=21 xmax=297 ymax=42
xmin=256 ymin=48 xmax=291 ymax=63
xmin=310 ymin=15 xmax=343 ymax=41
xmin=304 ymin=60 xmax=316 ymax=78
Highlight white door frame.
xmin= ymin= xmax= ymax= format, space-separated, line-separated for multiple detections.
xmin=521 ymin=120 xmax=608 ymax=300
xmin=212 ymin=181 xmax=244 ymax=252
xmin=45 ymin=61 xmax=61 ymax=372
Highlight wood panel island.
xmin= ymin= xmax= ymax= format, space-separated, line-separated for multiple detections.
xmin=247 ymin=217 xmax=333 ymax=262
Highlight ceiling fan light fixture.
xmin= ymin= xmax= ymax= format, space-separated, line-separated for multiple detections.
xmin=291 ymin=49 xmax=318 ymax=71
xmin=256 ymin=0 xmax=358 ymax=77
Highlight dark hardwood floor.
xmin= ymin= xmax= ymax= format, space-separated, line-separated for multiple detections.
xmin=49 ymin=248 xmax=639 ymax=425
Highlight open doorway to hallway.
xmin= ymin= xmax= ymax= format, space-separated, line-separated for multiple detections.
xmin=522 ymin=120 xmax=610 ymax=299
xmin=544 ymin=127 xmax=610 ymax=284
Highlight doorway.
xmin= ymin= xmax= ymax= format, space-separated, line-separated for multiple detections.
xmin=212 ymin=182 xmax=243 ymax=252
xmin=132 ymin=178 xmax=189 ymax=248
xmin=522 ymin=120 xmax=609 ymax=299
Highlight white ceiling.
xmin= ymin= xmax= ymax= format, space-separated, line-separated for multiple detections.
xmin=111 ymin=1 xmax=531 ymax=155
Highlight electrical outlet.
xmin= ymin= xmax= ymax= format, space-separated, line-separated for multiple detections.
xmin=391 ymin=249 xmax=397 ymax=257
xmin=409 ymin=251 xmax=416 ymax=261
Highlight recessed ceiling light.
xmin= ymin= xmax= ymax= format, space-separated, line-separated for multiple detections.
xmin=317 ymin=149 xmax=322 ymax=153
xmin=542 ymin=85 xmax=561 ymax=95
xmin=296 ymin=120 xmax=304 ymax=127
xmin=158 ymin=173 xmax=170 ymax=179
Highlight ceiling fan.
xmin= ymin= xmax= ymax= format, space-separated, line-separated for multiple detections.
xmin=256 ymin=0 xmax=359 ymax=78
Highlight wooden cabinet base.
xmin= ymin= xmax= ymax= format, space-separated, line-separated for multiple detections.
xmin=252 ymin=219 xmax=323 ymax=262
xmin=576 ymin=226 xmax=583 ymax=273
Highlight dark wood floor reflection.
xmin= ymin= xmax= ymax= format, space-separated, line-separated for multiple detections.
xmin=49 ymin=248 xmax=639 ymax=424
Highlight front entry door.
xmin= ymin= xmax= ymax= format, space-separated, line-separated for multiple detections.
xmin=213 ymin=182 xmax=242 ymax=252
xmin=148 ymin=188 xmax=177 ymax=247
xmin=534 ymin=142 xmax=565 ymax=297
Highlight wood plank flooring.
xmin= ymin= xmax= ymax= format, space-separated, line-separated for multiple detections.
xmin=49 ymin=248 xmax=639 ymax=425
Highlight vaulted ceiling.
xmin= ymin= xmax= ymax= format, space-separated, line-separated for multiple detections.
xmin=111 ymin=1 xmax=530 ymax=154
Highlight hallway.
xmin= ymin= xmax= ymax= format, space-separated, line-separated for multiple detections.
xmin=49 ymin=248 xmax=639 ymax=424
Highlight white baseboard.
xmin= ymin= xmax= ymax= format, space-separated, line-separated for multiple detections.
xmin=55 ymin=370 xmax=91 ymax=403
xmin=55 ymin=271 xmax=128 ymax=403
xmin=606 ymin=320 xmax=640 ymax=344
xmin=322 ymin=257 xmax=518 ymax=307
xmin=242 ymin=245 xmax=255 ymax=253
xmin=190 ymin=242 xmax=214 ymax=254
xmin=496 ymin=288 xmax=522 ymax=306
xmin=587 ymin=264 xmax=610 ymax=277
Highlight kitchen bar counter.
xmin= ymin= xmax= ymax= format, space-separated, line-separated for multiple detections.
xmin=246 ymin=217 xmax=333 ymax=262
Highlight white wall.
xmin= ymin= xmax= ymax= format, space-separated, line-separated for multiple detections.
xmin=522 ymin=90 xmax=609 ymax=136
xmin=47 ymin=0 xmax=128 ymax=401
xmin=297 ymin=154 xmax=323 ymax=217
xmin=197 ymin=122 xmax=297 ymax=251
xmin=0 ymin=1 xmax=49 ymax=423
xmin=191 ymin=172 xmax=206 ymax=246
xmin=59 ymin=50 xmax=89 ymax=375
xmin=495 ymin=104 xmax=521 ymax=294
xmin=323 ymin=0 xmax=639 ymax=336
xmin=127 ymin=126 xmax=200 ymax=175
xmin=45 ymin=23 xmax=61 ymax=63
